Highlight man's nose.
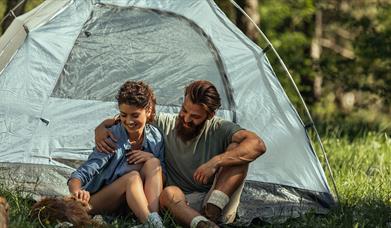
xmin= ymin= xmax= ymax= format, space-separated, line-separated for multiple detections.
xmin=183 ymin=114 xmax=191 ymax=123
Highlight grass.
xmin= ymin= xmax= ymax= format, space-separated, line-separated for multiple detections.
xmin=1 ymin=131 xmax=390 ymax=227
xmin=283 ymin=131 xmax=391 ymax=227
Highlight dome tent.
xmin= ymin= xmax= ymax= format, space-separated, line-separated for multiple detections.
xmin=0 ymin=0 xmax=336 ymax=225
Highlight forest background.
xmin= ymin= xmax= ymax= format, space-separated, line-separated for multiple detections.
xmin=0 ymin=0 xmax=390 ymax=227
xmin=1 ymin=0 xmax=390 ymax=136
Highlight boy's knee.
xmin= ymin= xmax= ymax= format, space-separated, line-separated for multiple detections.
xmin=123 ymin=171 xmax=141 ymax=183
xmin=144 ymin=157 xmax=161 ymax=169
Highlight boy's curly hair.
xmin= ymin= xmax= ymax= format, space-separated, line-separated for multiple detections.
xmin=116 ymin=81 xmax=156 ymax=123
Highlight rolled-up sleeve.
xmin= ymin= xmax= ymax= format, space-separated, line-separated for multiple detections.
xmin=69 ymin=149 xmax=112 ymax=187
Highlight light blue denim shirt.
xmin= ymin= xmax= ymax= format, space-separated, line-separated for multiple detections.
xmin=69 ymin=123 xmax=165 ymax=194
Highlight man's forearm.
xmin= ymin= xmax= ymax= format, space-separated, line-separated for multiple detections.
xmin=99 ymin=118 xmax=116 ymax=128
xmin=212 ymin=138 xmax=266 ymax=168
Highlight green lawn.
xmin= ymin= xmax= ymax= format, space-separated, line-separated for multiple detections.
xmin=1 ymin=131 xmax=390 ymax=227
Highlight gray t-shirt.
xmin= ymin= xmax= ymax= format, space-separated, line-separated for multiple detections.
xmin=153 ymin=113 xmax=243 ymax=193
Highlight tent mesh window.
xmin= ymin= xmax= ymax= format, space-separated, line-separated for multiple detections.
xmin=51 ymin=5 xmax=231 ymax=110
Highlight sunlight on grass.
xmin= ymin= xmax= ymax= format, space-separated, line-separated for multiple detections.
xmin=1 ymin=131 xmax=390 ymax=227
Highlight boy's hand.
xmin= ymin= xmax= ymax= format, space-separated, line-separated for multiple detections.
xmin=71 ymin=189 xmax=90 ymax=204
xmin=127 ymin=150 xmax=154 ymax=164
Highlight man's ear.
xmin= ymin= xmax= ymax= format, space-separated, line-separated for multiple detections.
xmin=207 ymin=111 xmax=215 ymax=120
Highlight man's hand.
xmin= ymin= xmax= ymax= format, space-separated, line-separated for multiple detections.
xmin=127 ymin=150 xmax=154 ymax=164
xmin=193 ymin=159 xmax=218 ymax=185
xmin=71 ymin=189 xmax=90 ymax=205
xmin=95 ymin=125 xmax=117 ymax=153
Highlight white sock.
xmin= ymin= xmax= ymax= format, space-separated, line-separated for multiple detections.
xmin=206 ymin=190 xmax=230 ymax=210
xmin=190 ymin=215 xmax=209 ymax=228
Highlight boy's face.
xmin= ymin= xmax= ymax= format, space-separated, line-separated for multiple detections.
xmin=119 ymin=104 xmax=150 ymax=135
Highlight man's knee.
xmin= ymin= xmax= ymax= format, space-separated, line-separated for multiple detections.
xmin=159 ymin=186 xmax=185 ymax=209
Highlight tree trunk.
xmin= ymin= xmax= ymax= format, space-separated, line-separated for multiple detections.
xmin=2 ymin=0 xmax=27 ymax=34
xmin=235 ymin=0 xmax=260 ymax=43
xmin=311 ymin=9 xmax=323 ymax=101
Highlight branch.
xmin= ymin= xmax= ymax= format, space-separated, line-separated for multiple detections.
xmin=320 ymin=38 xmax=355 ymax=59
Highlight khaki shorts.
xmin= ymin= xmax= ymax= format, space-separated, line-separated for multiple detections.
xmin=185 ymin=180 xmax=244 ymax=224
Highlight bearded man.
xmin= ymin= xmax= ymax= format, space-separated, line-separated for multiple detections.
xmin=95 ymin=80 xmax=266 ymax=228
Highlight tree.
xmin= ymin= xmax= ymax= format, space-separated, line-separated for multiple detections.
xmin=235 ymin=0 xmax=260 ymax=42
xmin=215 ymin=0 xmax=260 ymax=42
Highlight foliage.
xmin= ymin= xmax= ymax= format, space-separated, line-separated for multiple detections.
xmin=258 ymin=0 xmax=391 ymax=134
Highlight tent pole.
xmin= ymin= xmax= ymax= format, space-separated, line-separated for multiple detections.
xmin=0 ymin=0 xmax=27 ymax=26
xmin=229 ymin=0 xmax=340 ymax=202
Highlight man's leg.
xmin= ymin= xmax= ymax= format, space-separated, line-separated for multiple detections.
xmin=204 ymin=143 xmax=249 ymax=223
xmin=159 ymin=186 xmax=218 ymax=228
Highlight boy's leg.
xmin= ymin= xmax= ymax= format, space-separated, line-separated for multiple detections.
xmin=89 ymin=170 xmax=150 ymax=223
xmin=139 ymin=158 xmax=163 ymax=212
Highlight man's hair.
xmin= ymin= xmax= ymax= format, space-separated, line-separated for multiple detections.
xmin=116 ymin=81 xmax=156 ymax=123
xmin=185 ymin=80 xmax=221 ymax=115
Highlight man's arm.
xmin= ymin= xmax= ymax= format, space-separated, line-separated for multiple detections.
xmin=95 ymin=118 xmax=118 ymax=153
xmin=212 ymin=130 xmax=266 ymax=167
xmin=193 ymin=130 xmax=266 ymax=184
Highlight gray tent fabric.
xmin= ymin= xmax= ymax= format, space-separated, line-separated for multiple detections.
xmin=0 ymin=0 xmax=336 ymax=224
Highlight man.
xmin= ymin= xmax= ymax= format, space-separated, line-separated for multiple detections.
xmin=95 ymin=80 xmax=266 ymax=227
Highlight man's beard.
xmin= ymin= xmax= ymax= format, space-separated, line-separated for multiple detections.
xmin=175 ymin=116 xmax=206 ymax=142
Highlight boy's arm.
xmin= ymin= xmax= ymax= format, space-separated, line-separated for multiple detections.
xmin=68 ymin=150 xmax=113 ymax=191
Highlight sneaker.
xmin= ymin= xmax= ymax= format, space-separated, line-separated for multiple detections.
xmin=146 ymin=212 xmax=164 ymax=228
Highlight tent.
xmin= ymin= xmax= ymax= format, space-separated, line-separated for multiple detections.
xmin=0 ymin=0 xmax=336 ymax=225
